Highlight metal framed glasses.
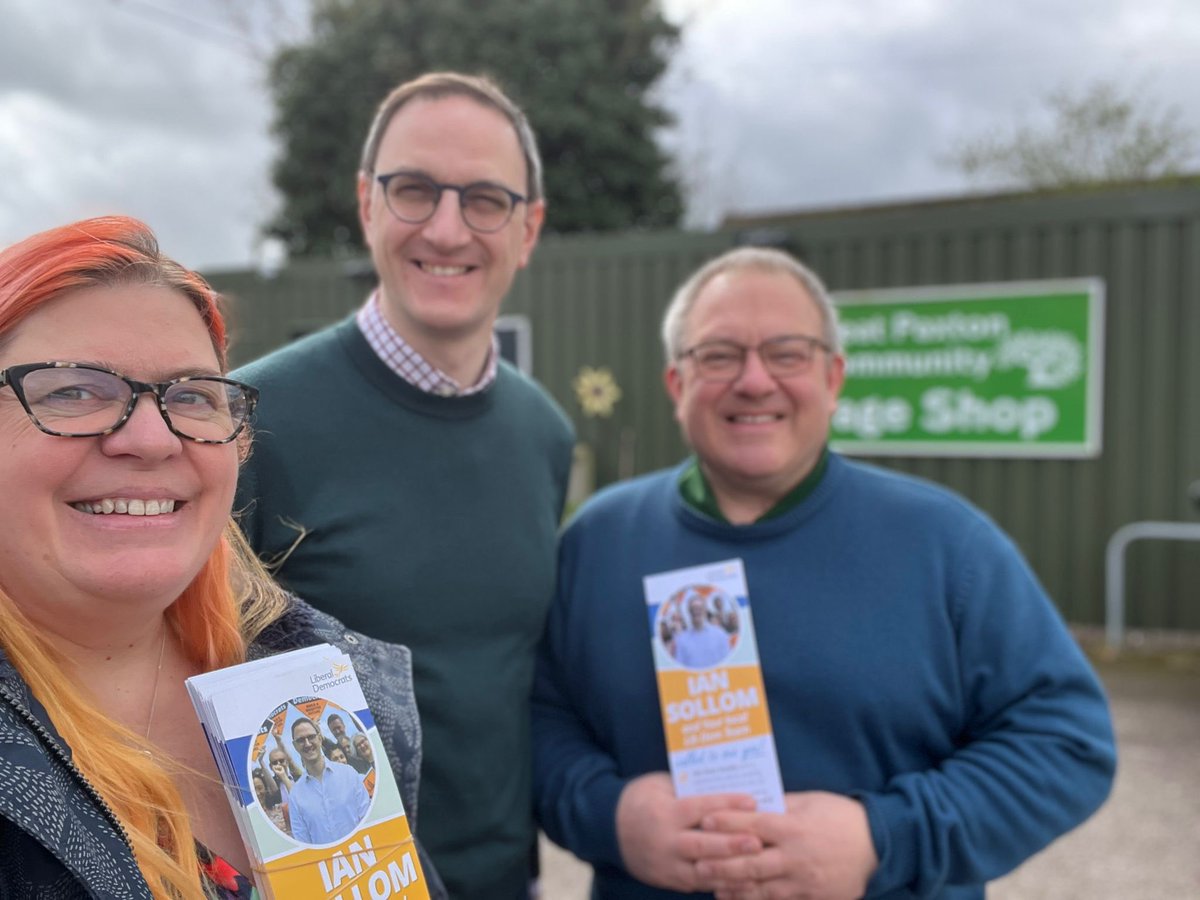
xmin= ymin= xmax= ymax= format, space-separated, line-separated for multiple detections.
xmin=0 ymin=362 xmax=258 ymax=444
xmin=678 ymin=335 xmax=832 ymax=383
xmin=375 ymin=169 xmax=527 ymax=233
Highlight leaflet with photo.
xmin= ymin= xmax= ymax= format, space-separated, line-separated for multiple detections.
xmin=643 ymin=558 xmax=785 ymax=812
xmin=187 ymin=644 xmax=429 ymax=900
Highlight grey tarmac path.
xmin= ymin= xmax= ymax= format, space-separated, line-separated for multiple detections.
xmin=537 ymin=643 xmax=1200 ymax=899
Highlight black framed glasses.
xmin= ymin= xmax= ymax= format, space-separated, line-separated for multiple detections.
xmin=375 ymin=169 xmax=527 ymax=233
xmin=0 ymin=362 xmax=257 ymax=444
xmin=678 ymin=335 xmax=832 ymax=383
xmin=292 ymin=733 xmax=322 ymax=747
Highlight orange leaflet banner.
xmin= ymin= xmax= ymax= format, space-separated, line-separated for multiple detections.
xmin=260 ymin=816 xmax=428 ymax=900
xmin=295 ymin=698 xmax=329 ymax=723
xmin=656 ymin=664 xmax=774 ymax=753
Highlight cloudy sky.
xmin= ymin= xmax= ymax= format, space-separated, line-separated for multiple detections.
xmin=2 ymin=0 xmax=1198 ymax=271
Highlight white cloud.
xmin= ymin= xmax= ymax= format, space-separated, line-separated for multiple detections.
xmin=2 ymin=0 xmax=1198 ymax=265
xmin=0 ymin=0 xmax=288 ymax=270
xmin=661 ymin=0 xmax=1200 ymax=224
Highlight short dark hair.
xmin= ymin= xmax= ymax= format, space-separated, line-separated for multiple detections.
xmin=359 ymin=71 xmax=543 ymax=202
xmin=291 ymin=717 xmax=319 ymax=739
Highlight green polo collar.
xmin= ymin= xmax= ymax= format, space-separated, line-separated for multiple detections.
xmin=677 ymin=447 xmax=829 ymax=524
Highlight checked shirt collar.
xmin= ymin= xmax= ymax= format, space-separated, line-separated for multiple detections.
xmin=357 ymin=291 xmax=498 ymax=397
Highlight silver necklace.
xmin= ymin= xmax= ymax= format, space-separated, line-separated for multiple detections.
xmin=144 ymin=630 xmax=167 ymax=740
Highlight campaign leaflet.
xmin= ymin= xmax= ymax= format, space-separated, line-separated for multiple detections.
xmin=643 ymin=558 xmax=785 ymax=813
xmin=186 ymin=644 xmax=429 ymax=900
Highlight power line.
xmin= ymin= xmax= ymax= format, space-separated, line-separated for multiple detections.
xmin=105 ymin=0 xmax=260 ymax=55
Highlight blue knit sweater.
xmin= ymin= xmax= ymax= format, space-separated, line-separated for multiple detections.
xmin=532 ymin=453 xmax=1115 ymax=899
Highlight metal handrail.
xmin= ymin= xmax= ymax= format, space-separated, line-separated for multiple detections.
xmin=1104 ymin=521 xmax=1200 ymax=650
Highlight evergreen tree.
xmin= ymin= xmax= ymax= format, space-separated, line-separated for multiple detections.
xmin=268 ymin=0 xmax=682 ymax=256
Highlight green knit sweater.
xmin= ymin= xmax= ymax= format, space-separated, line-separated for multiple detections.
xmin=233 ymin=317 xmax=574 ymax=898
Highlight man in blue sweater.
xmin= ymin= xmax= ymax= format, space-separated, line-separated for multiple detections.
xmin=532 ymin=247 xmax=1115 ymax=899
xmin=235 ymin=73 xmax=574 ymax=898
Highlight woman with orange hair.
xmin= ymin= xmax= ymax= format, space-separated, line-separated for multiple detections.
xmin=0 ymin=217 xmax=443 ymax=899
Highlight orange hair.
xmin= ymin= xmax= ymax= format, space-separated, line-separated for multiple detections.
xmin=0 ymin=217 xmax=286 ymax=898
xmin=0 ymin=215 xmax=227 ymax=365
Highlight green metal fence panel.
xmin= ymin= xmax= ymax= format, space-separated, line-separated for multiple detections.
xmin=501 ymin=231 xmax=729 ymax=486
xmin=211 ymin=259 xmax=369 ymax=367
xmin=742 ymin=183 xmax=1200 ymax=629
xmin=207 ymin=181 xmax=1200 ymax=629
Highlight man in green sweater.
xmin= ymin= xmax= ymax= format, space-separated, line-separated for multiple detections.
xmin=233 ymin=72 xmax=574 ymax=898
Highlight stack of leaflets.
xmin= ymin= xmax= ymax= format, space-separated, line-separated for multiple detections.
xmin=187 ymin=644 xmax=430 ymax=900
xmin=643 ymin=559 xmax=786 ymax=813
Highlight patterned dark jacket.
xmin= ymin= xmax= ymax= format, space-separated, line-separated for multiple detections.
xmin=0 ymin=598 xmax=446 ymax=898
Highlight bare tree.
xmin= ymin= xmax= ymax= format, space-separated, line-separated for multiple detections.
xmin=948 ymin=80 xmax=1198 ymax=189
xmin=211 ymin=0 xmax=311 ymax=62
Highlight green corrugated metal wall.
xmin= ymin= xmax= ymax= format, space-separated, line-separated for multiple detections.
xmin=209 ymin=181 xmax=1200 ymax=629
xmin=503 ymin=231 xmax=727 ymax=487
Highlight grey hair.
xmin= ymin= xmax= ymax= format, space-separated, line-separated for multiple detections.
xmin=660 ymin=246 xmax=841 ymax=362
xmin=359 ymin=71 xmax=544 ymax=202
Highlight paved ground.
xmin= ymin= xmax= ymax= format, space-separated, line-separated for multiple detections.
xmin=538 ymin=640 xmax=1200 ymax=899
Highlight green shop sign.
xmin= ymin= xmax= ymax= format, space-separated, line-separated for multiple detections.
xmin=830 ymin=279 xmax=1104 ymax=458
